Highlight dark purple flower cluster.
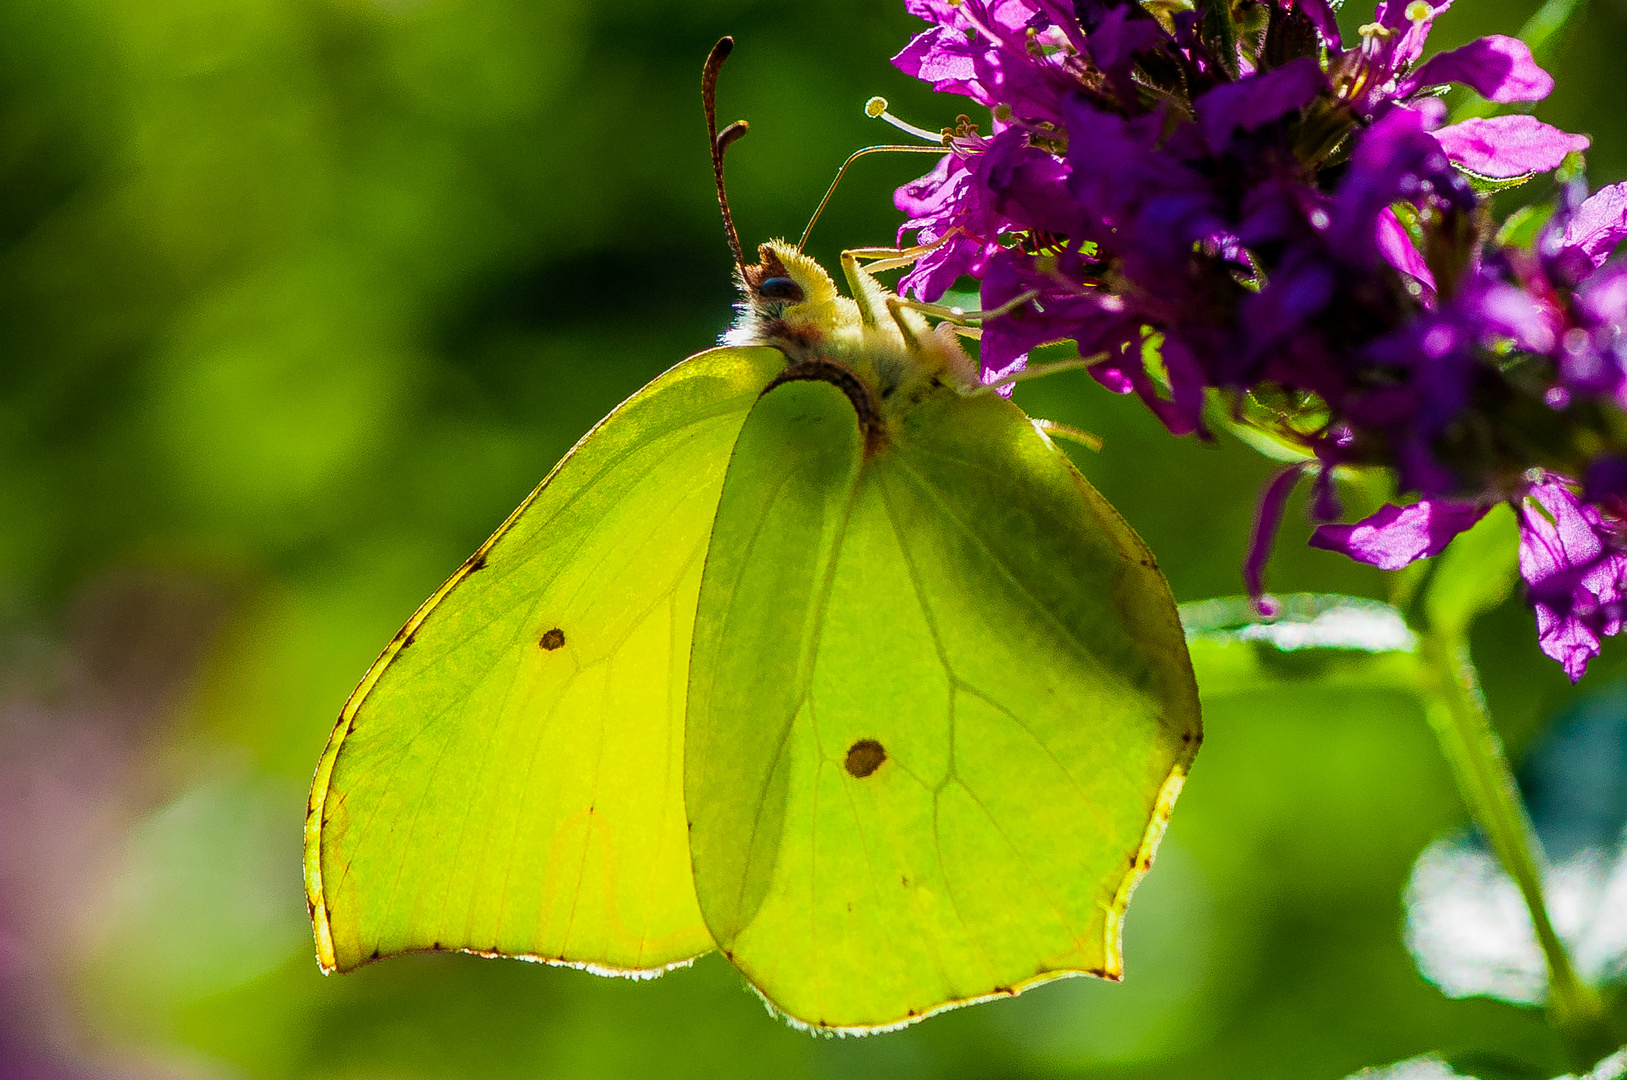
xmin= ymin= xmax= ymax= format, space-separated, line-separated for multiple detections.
xmin=889 ymin=0 xmax=1627 ymax=679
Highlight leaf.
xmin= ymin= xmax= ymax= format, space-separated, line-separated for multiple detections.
xmin=1340 ymin=1056 xmax=1478 ymax=1080
xmin=684 ymin=379 xmax=1201 ymax=1031
xmin=1181 ymin=593 xmax=1423 ymax=697
xmin=1339 ymin=1049 xmax=1627 ymax=1080
xmin=305 ymin=346 xmax=783 ymax=975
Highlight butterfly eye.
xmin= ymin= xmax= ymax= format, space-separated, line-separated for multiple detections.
xmin=757 ymin=276 xmax=804 ymax=302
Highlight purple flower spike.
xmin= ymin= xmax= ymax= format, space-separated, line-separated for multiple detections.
xmin=1310 ymin=500 xmax=1488 ymax=570
xmin=1560 ymin=182 xmax=1627 ymax=273
xmin=1432 ymin=115 xmax=1590 ymax=179
xmin=887 ymin=0 xmax=1627 ymax=676
xmin=1401 ymin=35 xmax=1554 ymax=103
xmin=1518 ymin=477 xmax=1627 ymax=681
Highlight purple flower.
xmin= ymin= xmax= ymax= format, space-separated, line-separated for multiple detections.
xmin=892 ymin=0 xmax=1070 ymax=126
xmin=1310 ymin=499 xmax=1488 ymax=570
xmin=885 ymin=0 xmax=1627 ymax=677
xmin=1333 ymin=0 xmax=1452 ymax=117
xmin=1517 ymin=477 xmax=1627 ymax=681
xmin=1324 ymin=0 xmax=1588 ymax=180
xmin=976 ymin=247 xmax=1109 ymax=384
xmin=894 ymin=127 xmax=1080 ymax=301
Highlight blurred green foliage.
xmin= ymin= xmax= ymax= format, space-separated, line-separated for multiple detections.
xmin=4 ymin=0 xmax=1627 ymax=1076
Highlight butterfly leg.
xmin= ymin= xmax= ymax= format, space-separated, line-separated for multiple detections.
xmin=891 ymin=289 xmax=1041 ymax=326
xmin=838 ymin=234 xmax=955 ymax=283
xmin=830 ymin=237 xmax=957 ymax=333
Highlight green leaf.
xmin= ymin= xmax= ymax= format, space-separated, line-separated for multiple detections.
xmin=1181 ymin=594 xmax=1423 ymax=697
xmin=685 ymin=379 xmax=1200 ymax=1032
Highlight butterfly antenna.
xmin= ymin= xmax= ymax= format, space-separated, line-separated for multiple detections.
xmin=796 ymin=97 xmax=947 ymax=252
xmin=703 ymin=37 xmax=750 ymax=281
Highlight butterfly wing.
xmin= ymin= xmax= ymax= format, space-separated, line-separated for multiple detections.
xmin=685 ymin=378 xmax=1201 ymax=1031
xmin=305 ymin=346 xmax=784 ymax=975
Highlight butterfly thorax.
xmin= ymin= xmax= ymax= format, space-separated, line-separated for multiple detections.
xmin=724 ymin=240 xmax=978 ymax=439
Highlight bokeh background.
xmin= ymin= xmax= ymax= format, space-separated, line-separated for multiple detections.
xmin=5 ymin=0 xmax=1627 ymax=1076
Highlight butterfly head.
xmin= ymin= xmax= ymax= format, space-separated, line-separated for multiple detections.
xmin=726 ymin=240 xmax=862 ymax=358
xmin=702 ymin=38 xmax=974 ymax=409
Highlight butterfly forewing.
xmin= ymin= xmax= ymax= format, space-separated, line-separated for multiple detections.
xmin=685 ymin=378 xmax=1201 ymax=1031
xmin=306 ymin=346 xmax=783 ymax=975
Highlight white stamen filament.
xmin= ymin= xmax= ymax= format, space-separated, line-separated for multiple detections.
xmin=864 ymin=97 xmax=949 ymax=145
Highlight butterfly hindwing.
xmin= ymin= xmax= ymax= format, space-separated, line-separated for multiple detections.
xmin=305 ymin=346 xmax=784 ymax=975
xmin=685 ymin=376 xmax=1201 ymax=1031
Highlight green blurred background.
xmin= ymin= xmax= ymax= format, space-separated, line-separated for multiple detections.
xmin=4 ymin=0 xmax=1626 ymax=1076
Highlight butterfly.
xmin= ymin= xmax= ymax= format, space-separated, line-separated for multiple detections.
xmin=303 ymin=37 xmax=1201 ymax=1034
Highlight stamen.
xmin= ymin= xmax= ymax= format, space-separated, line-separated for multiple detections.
xmin=865 ymin=97 xmax=949 ymax=146
xmin=1405 ymin=0 xmax=1433 ymax=23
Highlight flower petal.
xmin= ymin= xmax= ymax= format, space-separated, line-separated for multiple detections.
xmin=1309 ymin=500 xmax=1487 ymax=570
xmin=1376 ymin=206 xmax=1436 ymax=291
xmin=1560 ymin=181 xmax=1627 ymax=272
xmin=892 ymin=26 xmax=980 ymax=94
xmin=1432 ymin=115 xmax=1589 ymax=179
xmin=1517 ymin=478 xmax=1627 ymax=681
xmin=1244 ymin=466 xmax=1309 ymax=600
xmin=1402 ymin=35 xmax=1554 ymax=103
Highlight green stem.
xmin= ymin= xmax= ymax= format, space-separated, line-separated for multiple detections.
xmin=1417 ymin=632 xmax=1616 ymax=1066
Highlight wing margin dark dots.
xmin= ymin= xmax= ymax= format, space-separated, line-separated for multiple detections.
xmin=539 ymin=627 xmax=566 ymax=651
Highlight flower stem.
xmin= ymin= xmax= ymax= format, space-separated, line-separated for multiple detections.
xmin=1418 ymin=632 xmax=1617 ymax=1067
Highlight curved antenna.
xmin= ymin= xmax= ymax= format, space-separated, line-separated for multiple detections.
xmin=796 ymin=143 xmax=949 ymax=252
xmin=702 ymin=38 xmax=749 ymax=279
